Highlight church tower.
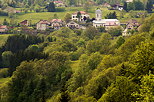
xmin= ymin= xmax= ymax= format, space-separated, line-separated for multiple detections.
xmin=95 ymin=9 xmax=102 ymax=21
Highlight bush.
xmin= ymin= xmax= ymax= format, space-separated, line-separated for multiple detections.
xmin=0 ymin=68 xmax=9 ymax=78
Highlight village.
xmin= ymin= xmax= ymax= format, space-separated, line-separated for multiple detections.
xmin=0 ymin=0 xmax=153 ymax=36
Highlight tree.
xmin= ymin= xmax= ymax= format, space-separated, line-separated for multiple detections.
xmin=123 ymin=2 xmax=128 ymax=11
xmin=82 ymin=26 xmax=99 ymax=40
xmin=53 ymin=14 xmax=58 ymax=19
xmin=76 ymin=11 xmax=81 ymax=22
xmin=98 ymin=76 xmax=137 ymax=102
xmin=146 ymin=0 xmax=153 ymax=12
xmin=108 ymin=26 xmax=122 ymax=36
xmin=134 ymin=0 xmax=144 ymax=10
xmin=64 ymin=13 xmax=71 ymax=23
xmin=2 ymin=51 xmax=13 ymax=68
xmin=127 ymin=2 xmax=135 ymax=11
xmin=83 ymin=2 xmax=90 ymax=12
xmin=130 ymin=42 xmax=154 ymax=82
xmin=47 ymin=2 xmax=56 ymax=12
xmin=105 ymin=12 xmax=117 ymax=19
xmin=116 ymin=36 xmax=125 ymax=48
xmin=133 ymin=73 xmax=154 ymax=101
xmin=3 ymin=19 xmax=9 ymax=25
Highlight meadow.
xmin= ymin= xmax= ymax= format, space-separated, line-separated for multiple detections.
xmin=0 ymin=34 xmax=14 ymax=46
xmin=0 ymin=6 xmax=137 ymax=24
xmin=0 ymin=77 xmax=10 ymax=87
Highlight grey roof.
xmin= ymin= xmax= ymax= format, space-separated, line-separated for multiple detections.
xmin=95 ymin=9 xmax=102 ymax=14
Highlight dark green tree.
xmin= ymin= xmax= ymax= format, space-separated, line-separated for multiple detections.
xmin=123 ymin=2 xmax=128 ymax=11
xmin=146 ymin=0 xmax=153 ymax=12
xmin=47 ymin=2 xmax=56 ymax=12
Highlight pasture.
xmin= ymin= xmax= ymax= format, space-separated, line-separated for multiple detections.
xmin=0 ymin=6 xmax=148 ymax=24
xmin=0 ymin=34 xmax=13 ymax=46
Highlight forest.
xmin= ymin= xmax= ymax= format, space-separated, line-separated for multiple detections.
xmin=0 ymin=7 xmax=153 ymax=101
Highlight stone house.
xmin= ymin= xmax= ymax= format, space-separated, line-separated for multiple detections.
xmin=50 ymin=19 xmax=64 ymax=30
xmin=36 ymin=20 xmax=50 ymax=30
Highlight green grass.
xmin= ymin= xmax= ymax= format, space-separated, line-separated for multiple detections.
xmin=70 ymin=60 xmax=79 ymax=72
xmin=0 ymin=34 xmax=13 ymax=46
xmin=0 ymin=6 xmax=150 ymax=24
xmin=0 ymin=77 xmax=10 ymax=86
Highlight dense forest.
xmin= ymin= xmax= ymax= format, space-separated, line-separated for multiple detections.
xmin=0 ymin=7 xmax=153 ymax=101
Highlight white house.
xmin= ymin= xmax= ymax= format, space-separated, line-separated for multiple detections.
xmin=72 ymin=11 xmax=90 ymax=22
xmin=93 ymin=9 xmax=120 ymax=30
xmin=66 ymin=21 xmax=80 ymax=29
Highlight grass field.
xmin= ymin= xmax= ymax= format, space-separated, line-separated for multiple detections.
xmin=0 ymin=6 xmax=123 ymax=24
xmin=0 ymin=77 xmax=10 ymax=86
xmin=0 ymin=6 xmax=149 ymax=24
xmin=0 ymin=34 xmax=14 ymax=46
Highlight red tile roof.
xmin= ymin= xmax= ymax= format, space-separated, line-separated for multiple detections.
xmin=0 ymin=25 xmax=7 ymax=29
xmin=20 ymin=20 xmax=28 ymax=25
xmin=53 ymin=1 xmax=63 ymax=3
xmin=73 ymin=11 xmax=88 ymax=15
xmin=50 ymin=19 xmax=62 ymax=23
xmin=38 ymin=20 xmax=50 ymax=24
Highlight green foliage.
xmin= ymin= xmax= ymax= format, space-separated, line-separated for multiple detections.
xmin=64 ymin=13 xmax=71 ymax=23
xmin=0 ymin=68 xmax=9 ymax=78
xmin=130 ymin=42 xmax=154 ymax=82
xmin=108 ymin=26 xmax=122 ymax=36
xmin=133 ymin=73 xmax=154 ymax=102
xmin=116 ymin=36 xmax=125 ymax=48
xmin=47 ymin=2 xmax=56 ymax=12
xmin=99 ymin=76 xmax=137 ymax=102
xmin=105 ymin=11 xmax=117 ymax=19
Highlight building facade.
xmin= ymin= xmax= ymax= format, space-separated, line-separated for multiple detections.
xmin=72 ymin=11 xmax=90 ymax=22
xmin=93 ymin=9 xmax=120 ymax=30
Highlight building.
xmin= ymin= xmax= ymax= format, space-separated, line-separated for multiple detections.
xmin=66 ymin=21 xmax=80 ymax=29
xmin=110 ymin=4 xmax=123 ymax=11
xmin=72 ymin=11 xmax=90 ymax=22
xmin=126 ymin=0 xmax=133 ymax=3
xmin=0 ymin=25 xmax=8 ymax=33
xmin=50 ymin=19 xmax=64 ymax=30
xmin=122 ymin=19 xmax=140 ymax=36
xmin=102 ymin=3 xmax=111 ymax=8
xmin=36 ymin=20 xmax=50 ymax=30
xmin=53 ymin=1 xmax=66 ymax=7
xmin=93 ymin=9 xmax=120 ymax=30
xmin=19 ymin=20 xmax=29 ymax=26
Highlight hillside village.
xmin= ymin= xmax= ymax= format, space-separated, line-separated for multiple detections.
xmin=0 ymin=8 xmax=147 ymax=36
xmin=0 ymin=0 xmax=153 ymax=37
xmin=0 ymin=0 xmax=154 ymax=102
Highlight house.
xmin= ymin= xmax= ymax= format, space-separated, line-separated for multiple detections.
xmin=66 ymin=21 xmax=80 ymax=29
xmin=126 ymin=0 xmax=133 ymax=3
xmin=93 ymin=9 xmax=120 ymax=30
xmin=102 ymin=3 xmax=111 ymax=8
xmin=72 ymin=11 xmax=90 ymax=22
xmin=53 ymin=1 xmax=66 ymax=7
xmin=36 ymin=20 xmax=50 ymax=30
xmin=110 ymin=4 xmax=123 ymax=11
xmin=126 ymin=19 xmax=139 ymax=29
xmin=50 ymin=19 xmax=64 ymax=30
xmin=19 ymin=20 xmax=29 ymax=26
xmin=122 ymin=19 xmax=140 ymax=36
xmin=4 ymin=7 xmax=21 ymax=13
xmin=0 ymin=25 xmax=8 ymax=33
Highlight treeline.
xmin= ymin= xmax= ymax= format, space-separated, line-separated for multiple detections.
xmin=0 ymin=34 xmax=47 ymax=76
xmin=0 ymin=14 xmax=154 ymax=102
xmin=123 ymin=0 xmax=153 ymax=12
